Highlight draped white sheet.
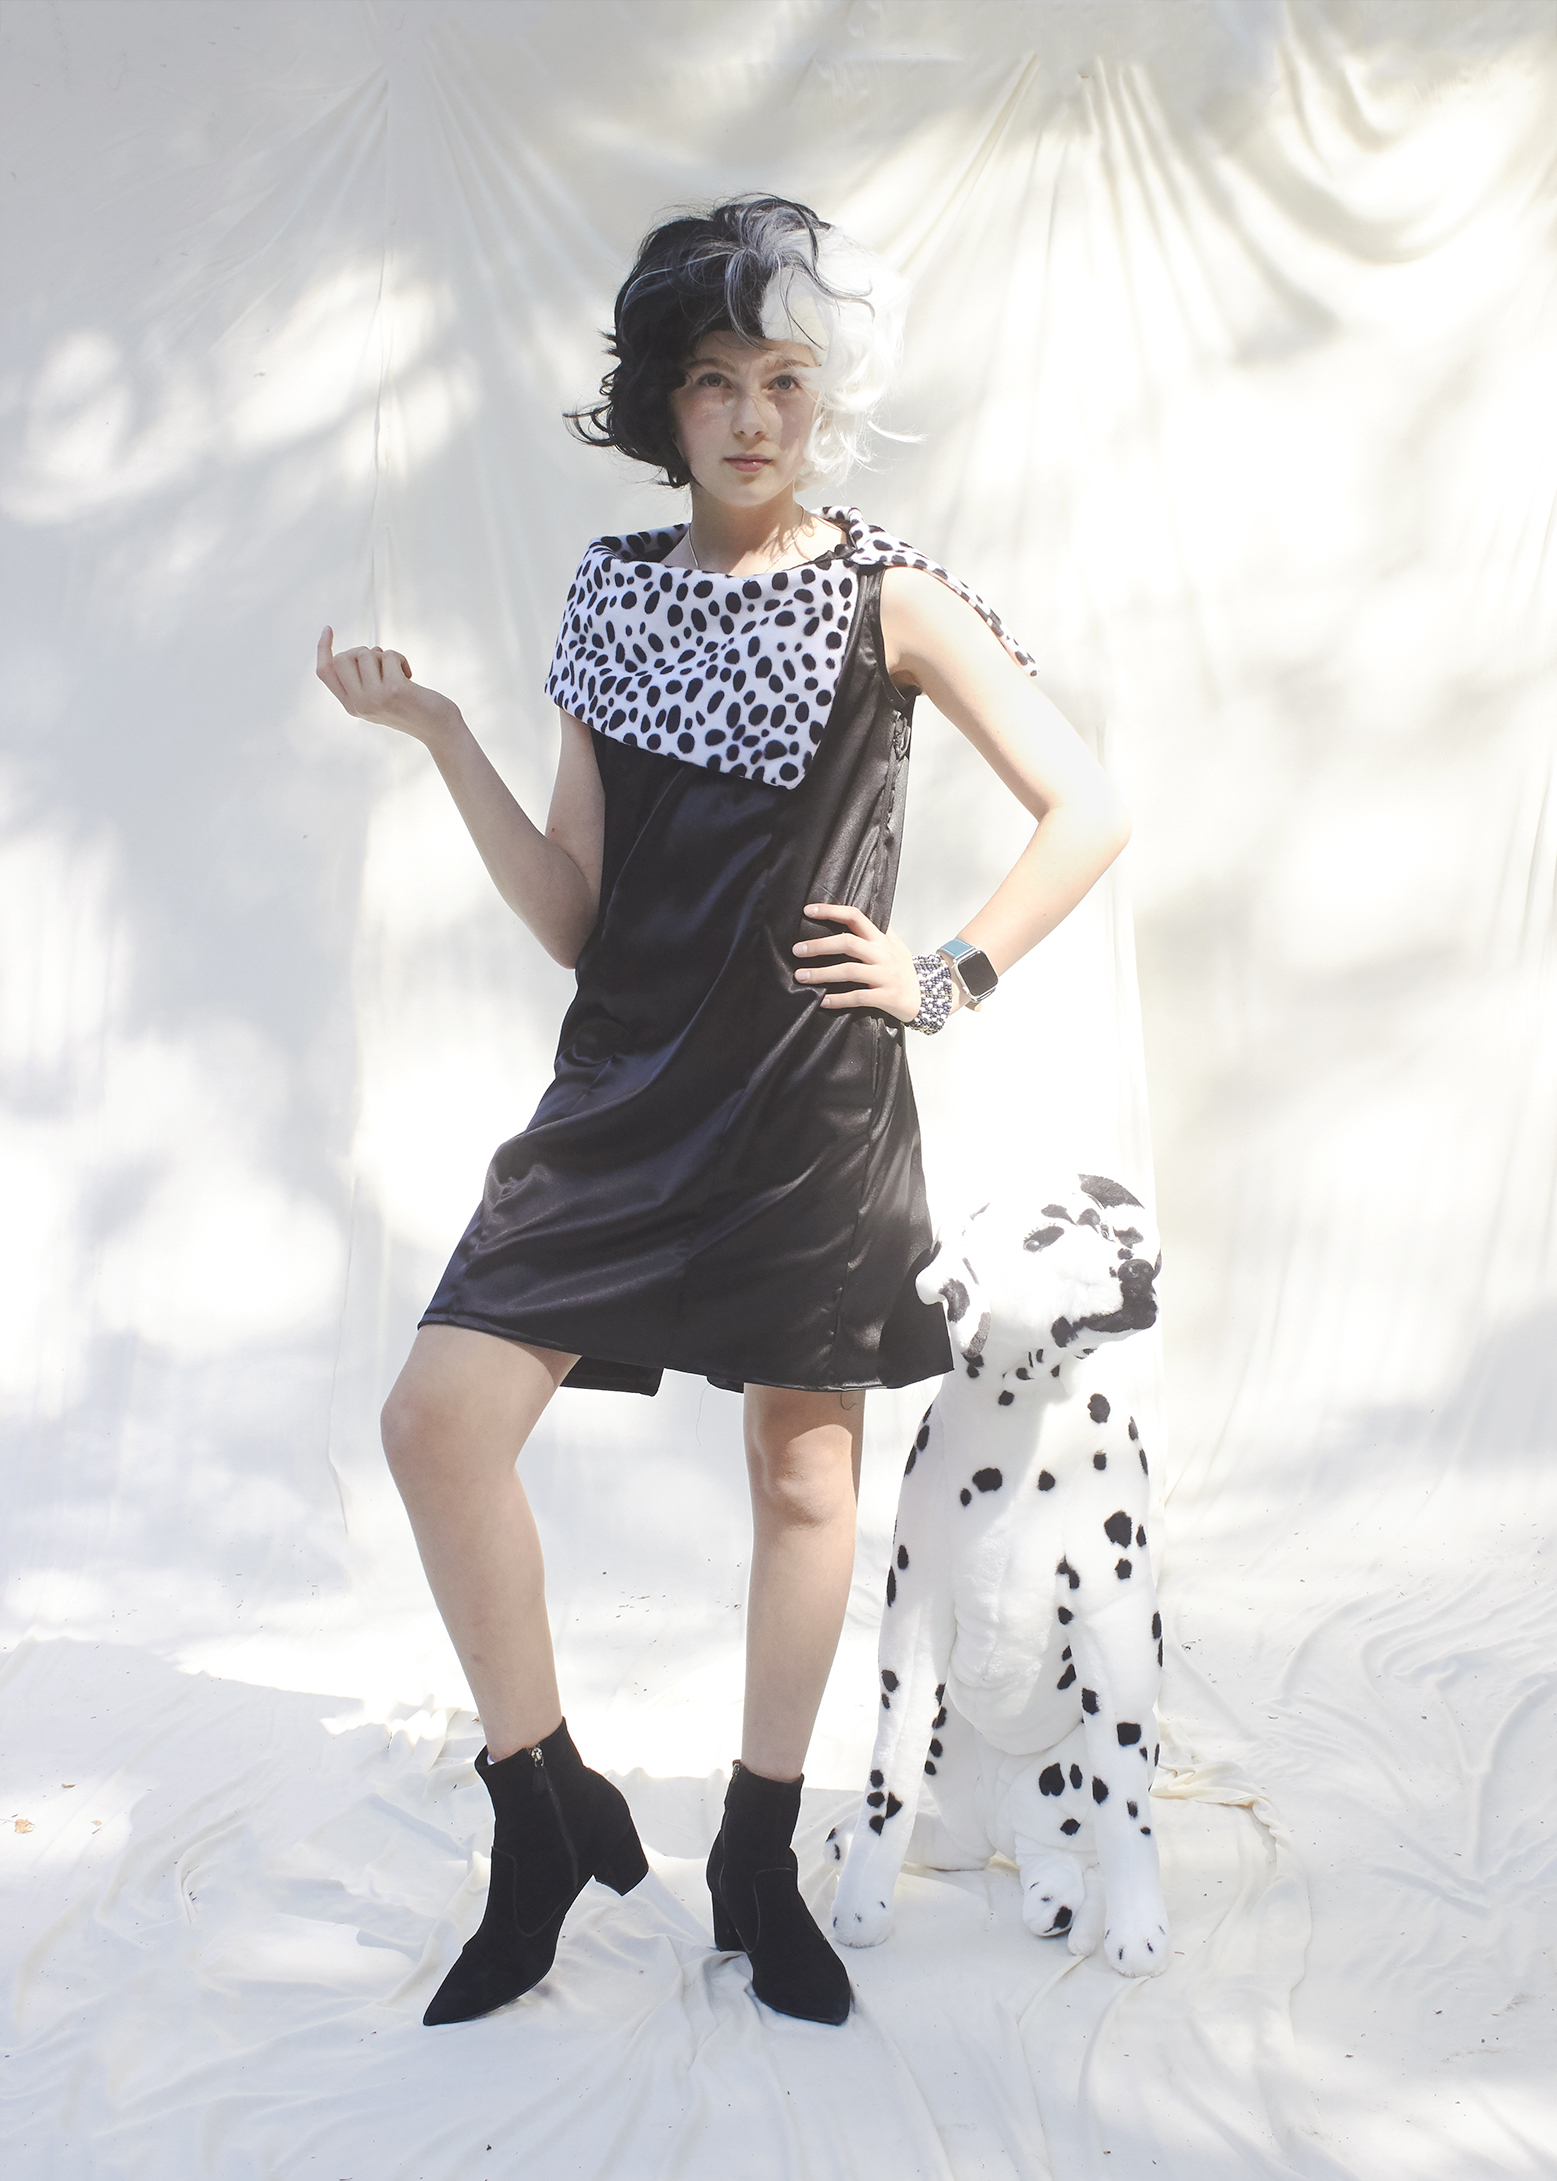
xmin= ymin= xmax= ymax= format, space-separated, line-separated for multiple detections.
xmin=3 ymin=3 xmax=1554 ymax=2175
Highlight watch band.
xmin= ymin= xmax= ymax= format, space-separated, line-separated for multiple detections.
xmin=938 ymin=938 xmax=998 ymax=1008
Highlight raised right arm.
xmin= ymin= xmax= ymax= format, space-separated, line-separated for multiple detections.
xmin=316 ymin=629 xmax=604 ymax=969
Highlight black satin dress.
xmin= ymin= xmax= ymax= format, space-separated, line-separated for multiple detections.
xmin=420 ymin=560 xmax=952 ymax=1395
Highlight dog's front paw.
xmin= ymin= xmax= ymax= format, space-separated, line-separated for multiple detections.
xmin=831 ymin=1859 xmax=895 ymax=1948
xmin=1102 ymin=1892 xmax=1170 ymax=1978
xmin=1020 ymin=1851 xmax=1088 ymax=1940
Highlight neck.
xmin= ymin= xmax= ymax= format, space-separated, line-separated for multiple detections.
xmin=940 ymin=1351 xmax=1085 ymax=1433
xmin=685 ymin=487 xmax=831 ymax=578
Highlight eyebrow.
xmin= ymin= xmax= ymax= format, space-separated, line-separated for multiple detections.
xmin=684 ymin=352 xmax=816 ymax=371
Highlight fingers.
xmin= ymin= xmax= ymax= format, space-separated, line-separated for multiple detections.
xmin=803 ymin=901 xmax=879 ymax=939
xmin=316 ymin=632 xmax=416 ymax=712
xmin=794 ymin=930 xmax=870 ymax=963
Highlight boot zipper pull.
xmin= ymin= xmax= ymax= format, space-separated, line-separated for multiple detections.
xmin=530 ymin=1745 xmax=546 ymax=1794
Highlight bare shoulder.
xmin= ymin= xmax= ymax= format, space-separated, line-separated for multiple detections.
xmin=879 ymin=563 xmax=1022 ymax=693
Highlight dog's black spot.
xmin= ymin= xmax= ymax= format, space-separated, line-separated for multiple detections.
xmin=1080 ymin=1174 xmax=1143 ymax=1211
xmin=935 ymin=1683 xmax=945 ymax=1701
xmin=1069 ymin=1762 xmax=1083 ymax=1789
xmin=998 ymin=1390 xmax=1015 ymax=1406
xmin=1041 ymin=1203 xmax=1071 ymax=1220
xmin=1061 ymin=1817 xmax=1080 ymax=1836
xmin=1061 ymin=1645 xmax=1072 ymax=1660
xmin=933 ymin=1707 xmax=947 ymax=1730
xmin=973 ymin=1467 xmax=1003 ymax=1493
xmin=870 ymin=1770 xmax=883 ymax=1787
xmin=923 ymin=1759 xmax=936 ymax=1775
xmin=959 ymin=1488 xmax=971 ymax=1505
xmin=1040 ymin=1763 xmax=1065 ymax=1797
xmin=1038 ymin=1470 xmax=1055 ymax=1491
xmin=881 ymin=1694 xmax=891 ymax=1709
xmin=897 ymin=1544 xmax=909 ymax=1569
xmin=1081 ymin=1688 xmax=1098 ymax=1715
xmin=1056 ymin=1664 xmax=1076 ymax=1689
xmin=1104 ymin=1511 xmax=1133 ymax=1548
xmin=1050 ymin=1316 xmax=1075 ymax=1349
xmin=1136 ymin=1525 xmax=1146 ymax=1548
xmin=1092 ymin=1777 xmax=1109 ymax=1803
xmin=884 ymin=1794 xmax=902 ymax=1821
xmin=1128 ymin=1418 xmax=1139 ymax=1441
xmin=886 ymin=1568 xmax=896 ymax=1605
xmin=1015 ymin=1367 xmax=1030 ymax=1381
xmin=916 ymin=1422 xmax=931 ymax=1451
xmin=941 ymin=1277 xmax=969 ymax=1321
xmin=1051 ymin=1904 xmax=1073 ymax=1929
xmin=1141 ymin=1825 xmax=1152 ymax=1835
xmin=866 ymin=1791 xmax=884 ymax=1807
xmin=1116 ymin=1558 xmax=1133 ymax=1579
xmin=882 ymin=1670 xmax=898 ymax=1691
xmin=966 ymin=1364 xmax=980 ymax=1380
xmin=1051 ymin=1364 xmax=1061 ymax=1378
xmin=929 ymin=1738 xmax=942 ymax=1758
xmin=1127 ymin=1800 xmax=1138 ymax=1817
xmin=1139 ymin=1448 xmax=1149 ymax=1474
xmin=1093 ymin=1452 xmax=1107 ymax=1470
xmin=869 ymin=1813 xmax=885 ymax=1833
xmin=1117 ymin=1722 xmax=1141 ymax=1745
xmin=1116 ymin=1227 xmax=1143 ymax=1248
xmin=904 ymin=1449 xmax=916 ymax=1475
xmin=1089 ymin=1394 xmax=1111 ymax=1424
xmin=1023 ymin=1224 xmax=1065 ymax=1252
xmin=1057 ymin=1557 xmax=1080 ymax=1590
xmin=1151 ymin=1612 xmax=1162 ymax=1639
xmin=1158 ymin=1640 xmax=1164 ymax=1665
xmin=1154 ymin=1744 xmax=1160 ymax=1765
xmin=1057 ymin=1605 xmax=1073 ymax=1624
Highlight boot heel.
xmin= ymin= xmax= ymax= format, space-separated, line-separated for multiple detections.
xmin=711 ymin=1894 xmax=742 ymax=1952
xmin=595 ymin=1827 xmax=649 ymax=1896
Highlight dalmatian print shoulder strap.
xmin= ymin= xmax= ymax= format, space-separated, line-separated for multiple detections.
xmin=545 ymin=504 xmax=1038 ymax=791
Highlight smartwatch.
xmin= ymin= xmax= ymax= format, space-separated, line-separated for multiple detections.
xmin=939 ymin=938 xmax=999 ymax=1010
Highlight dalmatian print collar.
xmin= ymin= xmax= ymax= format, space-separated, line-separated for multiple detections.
xmin=545 ymin=506 xmax=1038 ymax=789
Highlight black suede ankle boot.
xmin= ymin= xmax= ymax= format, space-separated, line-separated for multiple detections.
xmin=706 ymin=1760 xmax=852 ymax=2026
xmin=422 ymin=1719 xmax=648 ymax=2026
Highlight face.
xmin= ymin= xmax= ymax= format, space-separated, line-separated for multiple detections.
xmin=917 ymin=1184 xmax=1161 ymax=1367
xmin=667 ymin=331 xmax=822 ymax=508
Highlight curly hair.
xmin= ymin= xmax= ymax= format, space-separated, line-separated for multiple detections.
xmin=568 ymin=194 xmax=909 ymax=490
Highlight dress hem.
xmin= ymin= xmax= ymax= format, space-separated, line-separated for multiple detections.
xmin=416 ymin=1310 xmax=940 ymax=1396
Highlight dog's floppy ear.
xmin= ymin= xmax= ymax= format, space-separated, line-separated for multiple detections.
xmin=918 ymin=1220 xmax=991 ymax=1361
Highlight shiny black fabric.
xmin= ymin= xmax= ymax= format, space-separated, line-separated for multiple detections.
xmin=420 ymin=558 xmax=953 ymax=1395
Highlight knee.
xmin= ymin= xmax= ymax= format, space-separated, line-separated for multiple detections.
xmin=380 ymin=1377 xmax=448 ymax=1492
xmin=747 ymin=1422 xmax=856 ymax=1531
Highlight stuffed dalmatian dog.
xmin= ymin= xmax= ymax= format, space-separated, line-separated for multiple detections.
xmin=829 ymin=1176 xmax=1170 ymax=1978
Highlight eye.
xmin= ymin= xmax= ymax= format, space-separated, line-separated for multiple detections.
xmin=770 ymin=373 xmax=800 ymax=391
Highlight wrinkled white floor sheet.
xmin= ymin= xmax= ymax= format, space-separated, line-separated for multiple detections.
xmin=3 ymin=4 xmax=1556 ymax=2177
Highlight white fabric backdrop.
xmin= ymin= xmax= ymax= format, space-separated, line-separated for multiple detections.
xmin=3 ymin=3 xmax=1554 ymax=2175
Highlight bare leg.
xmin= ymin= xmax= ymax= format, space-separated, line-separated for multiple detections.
xmin=380 ymin=1324 xmax=577 ymax=1761
xmin=740 ymin=1386 xmax=865 ymax=1780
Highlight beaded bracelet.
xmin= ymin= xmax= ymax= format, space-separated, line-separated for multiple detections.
xmin=905 ymin=952 xmax=954 ymax=1035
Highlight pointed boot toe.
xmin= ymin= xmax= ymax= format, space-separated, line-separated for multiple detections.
xmin=422 ymin=1721 xmax=647 ymax=2027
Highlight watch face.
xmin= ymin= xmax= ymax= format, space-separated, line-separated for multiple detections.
xmin=957 ymin=948 xmax=999 ymax=1000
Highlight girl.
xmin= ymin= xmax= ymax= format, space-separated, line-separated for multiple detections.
xmin=316 ymin=196 xmax=1128 ymax=2029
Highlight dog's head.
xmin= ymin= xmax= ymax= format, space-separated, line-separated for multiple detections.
xmin=917 ymin=1175 xmax=1160 ymax=1373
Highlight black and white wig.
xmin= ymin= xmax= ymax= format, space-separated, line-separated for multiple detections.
xmin=570 ymin=194 xmax=909 ymax=489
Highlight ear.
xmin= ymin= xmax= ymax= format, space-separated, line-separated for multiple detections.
xmin=920 ymin=1246 xmax=990 ymax=1361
